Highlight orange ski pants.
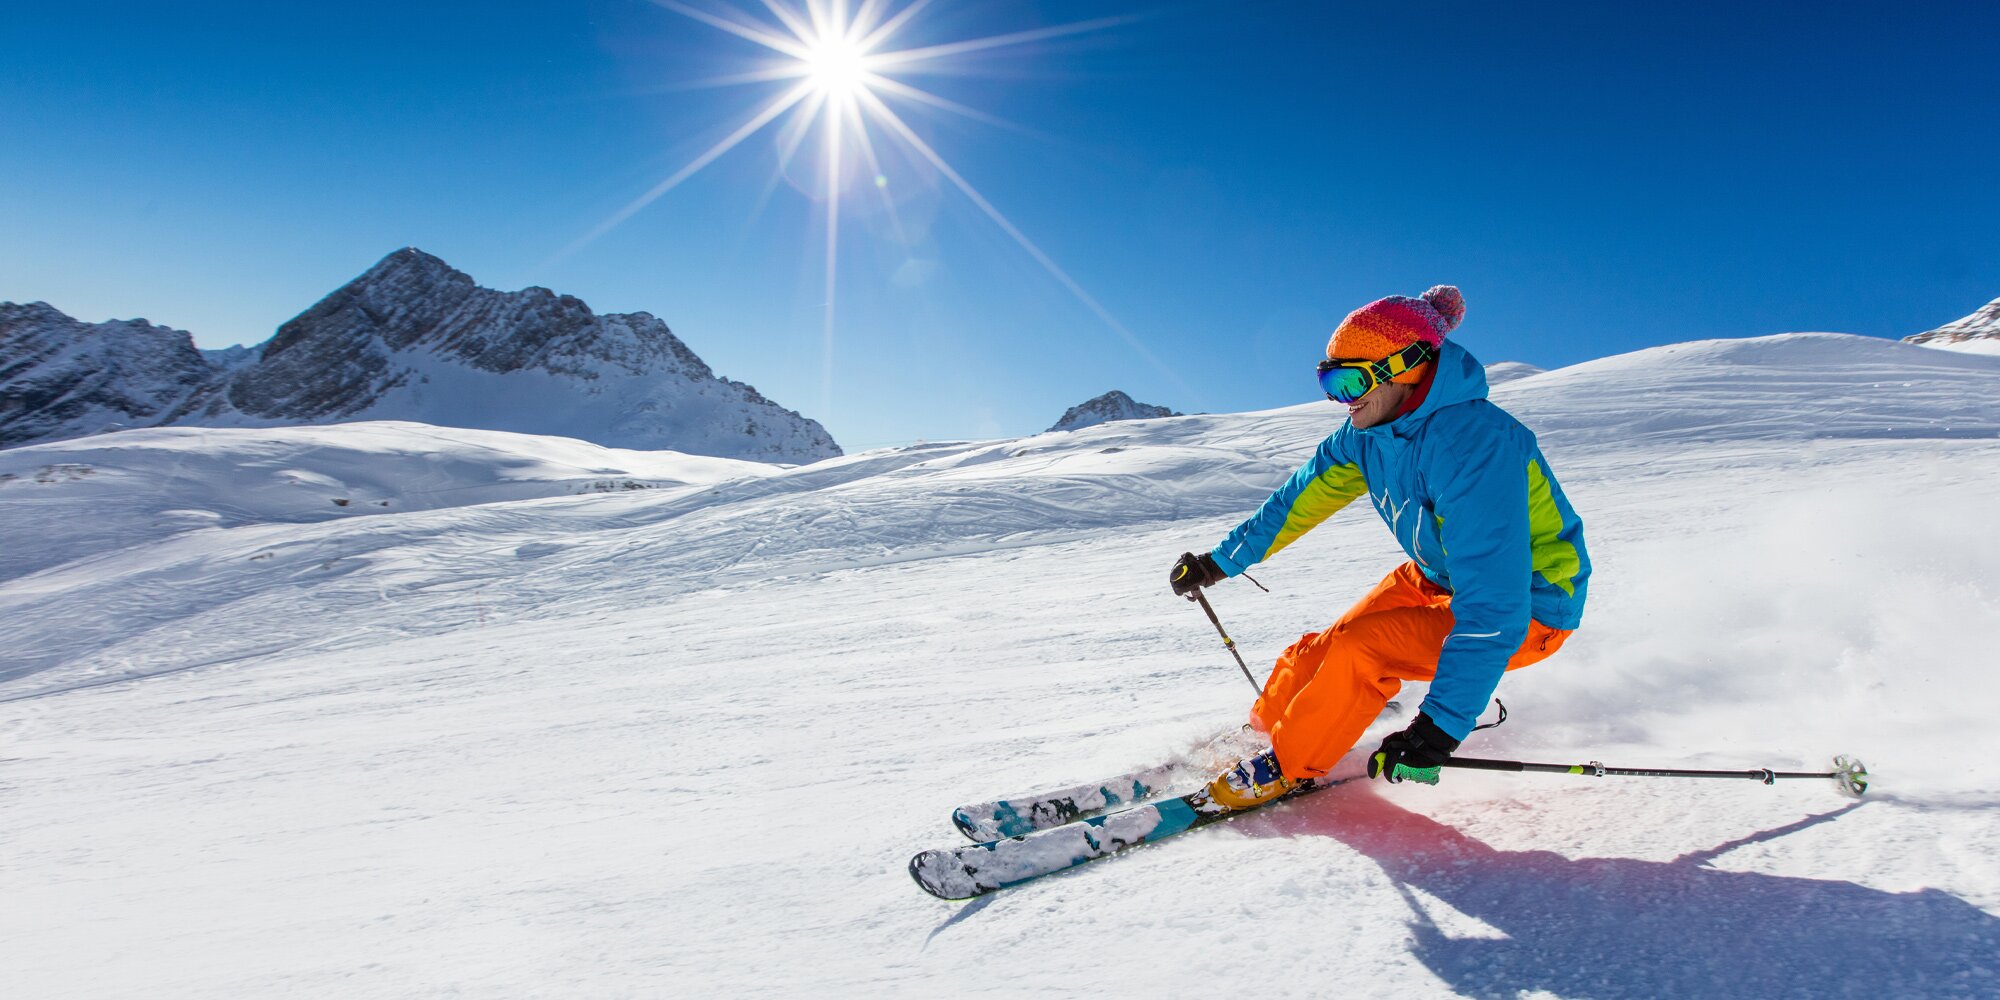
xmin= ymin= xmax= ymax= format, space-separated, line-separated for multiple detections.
xmin=1250 ymin=561 xmax=1572 ymax=781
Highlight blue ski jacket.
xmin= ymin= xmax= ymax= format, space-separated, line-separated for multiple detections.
xmin=1208 ymin=341 xmax=1590 ymax=740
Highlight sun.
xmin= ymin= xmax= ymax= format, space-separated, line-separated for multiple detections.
xmin=803 ymin=33 xmax=874 ymax=98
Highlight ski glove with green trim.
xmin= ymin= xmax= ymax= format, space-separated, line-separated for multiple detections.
xmin=1369 ymin=712 xmax=1461 ymax=785
xmin=1169 ymin=552 xmax=1225 ymax=600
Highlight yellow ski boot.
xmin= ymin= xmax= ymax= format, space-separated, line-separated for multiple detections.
xmin=1205 ymin=749 xmax=1295 ymax=811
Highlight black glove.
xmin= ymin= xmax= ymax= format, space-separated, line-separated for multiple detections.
xmin=1169 ymin=551 xmax=1225 ymax=600
xmin=1368 ymin=712 xmax=1461 ymax=785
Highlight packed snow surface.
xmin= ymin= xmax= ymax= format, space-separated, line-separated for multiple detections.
xmin=0 ymin=421 xmax=776 ymax=584
xmin=5 ymin=333 xmax=2000 ymax=998
xmin=1926 ymin=337 xmax=2000 ymax=357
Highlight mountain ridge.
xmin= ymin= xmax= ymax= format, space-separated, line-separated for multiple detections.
xmin=0 ymin=249 xmax=840 ymax=462
xmin=1048 ymin=390 xmax=1180 ymax=432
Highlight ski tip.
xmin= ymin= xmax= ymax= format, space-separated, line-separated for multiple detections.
xmin=908 ymin=851 xmax=943 ymax=897
xmin=908 ymin=850 xmax=979 ymax=901
xmin=912 ymin=848 xmax=996 ymax=904
xmin=950 ymin=808 xmax=982 ymax=842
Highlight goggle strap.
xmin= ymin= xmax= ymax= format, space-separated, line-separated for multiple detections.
xmin=1382 ymin=341 xmax=1436 ymax=378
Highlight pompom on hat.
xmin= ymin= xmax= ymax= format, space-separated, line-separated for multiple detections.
xmin=1326 ymin=285 xmax=1464 ymax=383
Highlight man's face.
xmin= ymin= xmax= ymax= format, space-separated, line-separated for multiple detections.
xmin=1345 ymin=378 xmax=1415 ymax=429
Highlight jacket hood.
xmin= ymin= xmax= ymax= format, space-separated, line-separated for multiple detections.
xmin=1382 ymin=340 xmax=1487 ymax=438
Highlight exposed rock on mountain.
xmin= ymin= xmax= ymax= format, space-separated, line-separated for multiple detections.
xmin=0 ymin=304 xmax=222 ymax=447
xmin=0 ymin=249 xmax=841 ymax=462
xmin=1906 ymin=297 xmax=2000 ymax=356
xmin=1048 ymin=390 xmax=1180 ymax=432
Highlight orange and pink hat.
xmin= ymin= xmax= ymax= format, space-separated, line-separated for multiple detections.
xmin=1327 ymin=285 xmax=1465 ymax=382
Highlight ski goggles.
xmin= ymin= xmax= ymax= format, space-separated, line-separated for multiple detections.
xmin=1316 ymin=341 xmax=1437 ymax=404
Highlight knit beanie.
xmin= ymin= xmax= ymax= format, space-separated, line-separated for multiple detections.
xmin=1326 ymin=285 xmax=1465 ymax=382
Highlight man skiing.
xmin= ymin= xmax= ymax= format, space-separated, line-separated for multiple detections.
xmin=1170 ymin=285 xmax=1589 ymax=806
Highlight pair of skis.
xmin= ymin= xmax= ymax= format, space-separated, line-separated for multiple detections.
xmin=912 ymin=753 xmax=1342 ymax=900
xmin=913 ymin=708 xmax=1402 ymax=900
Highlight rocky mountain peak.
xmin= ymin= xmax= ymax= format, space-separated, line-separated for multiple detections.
xmin=1906 ymin=297 xmax=2000 ymax=354
xmin=2 ymin=250 xmax=841 ymax=462
xmin=1048 ymin=390 xmax=1181 ymax=433
xmin=1 ymin=303 xmax=219 ymax=447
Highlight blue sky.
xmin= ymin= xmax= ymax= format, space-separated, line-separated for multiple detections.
xmin=4 ymin=1 xmax=1997 ymax=450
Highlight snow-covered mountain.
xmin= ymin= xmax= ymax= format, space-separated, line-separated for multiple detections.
xmin=6 ymin=332 xmax=2000 ymax=998
xmin=1483 ymin=360 xmax=1546 ymax=384
xmin=1048 ymin=389 xmax=1181 ymax=431
xmin=0 ymin=249 xmax=841 ymax=462
xmin=1905 ymin=296 xmax=2000 ymax=356
xmin=0 ymin=303 xmax=224 ymax=445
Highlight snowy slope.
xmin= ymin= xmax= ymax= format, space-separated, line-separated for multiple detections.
xmin=1483 ymin=360 xmax=1545 ymax=384
xmin=0 ymin=421 xmax=776 ymax=583
xmin=4 ymin=333 xmax=2000 ymax=998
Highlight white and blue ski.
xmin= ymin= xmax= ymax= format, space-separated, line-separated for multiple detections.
xmin=913 ymin=776 xmax=1352 ymax=900
xmin=950 ymin=762 xmax=1184 ymax=842
xmin=948 ymin=706 xmax=1401 ymax=842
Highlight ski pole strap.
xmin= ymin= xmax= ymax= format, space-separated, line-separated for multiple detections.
xmin=1469 ymin=699 xmax=1507 ymax=732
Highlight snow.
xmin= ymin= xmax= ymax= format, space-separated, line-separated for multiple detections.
xmin=5 ymin=332 xmax=2000 ymax=997
xmin=0 ymin=421 xmax=776 ymax=585
xmin=1483 ymin=360 xmax=1546 ymax=384
xmin=1923 ymin=337 xmax=2000 ymax=357
xmin=211 ymin=341 xmax=840 ymax=462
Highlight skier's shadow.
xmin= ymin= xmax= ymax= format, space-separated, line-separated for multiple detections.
xmin=1240 ymin=787 xmax=2000 ymax=1000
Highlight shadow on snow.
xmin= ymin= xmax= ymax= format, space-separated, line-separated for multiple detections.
xmin=1238 ymin=788 xmax=1999 ymax=1000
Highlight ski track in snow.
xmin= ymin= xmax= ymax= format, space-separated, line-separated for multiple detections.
xmin=4 ymin=334 xmax=2000 ymax=998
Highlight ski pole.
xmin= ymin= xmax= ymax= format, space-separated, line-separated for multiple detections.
xmin=1441 ymin=754 xmax=1870 ymax=797
xmin=1190 ymin=589 xmax=1263 ymax=695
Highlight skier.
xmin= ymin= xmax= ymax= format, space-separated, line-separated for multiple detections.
xmin=1170 ymin=285 xmax=1590 ymax=806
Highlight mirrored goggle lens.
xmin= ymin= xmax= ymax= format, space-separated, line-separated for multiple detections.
xmin=1317 ymin=364 xmax=1373 ymax=403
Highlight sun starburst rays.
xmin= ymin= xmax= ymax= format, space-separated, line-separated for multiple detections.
xmin=558 ymin=1 xmax=1172 ymax=419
